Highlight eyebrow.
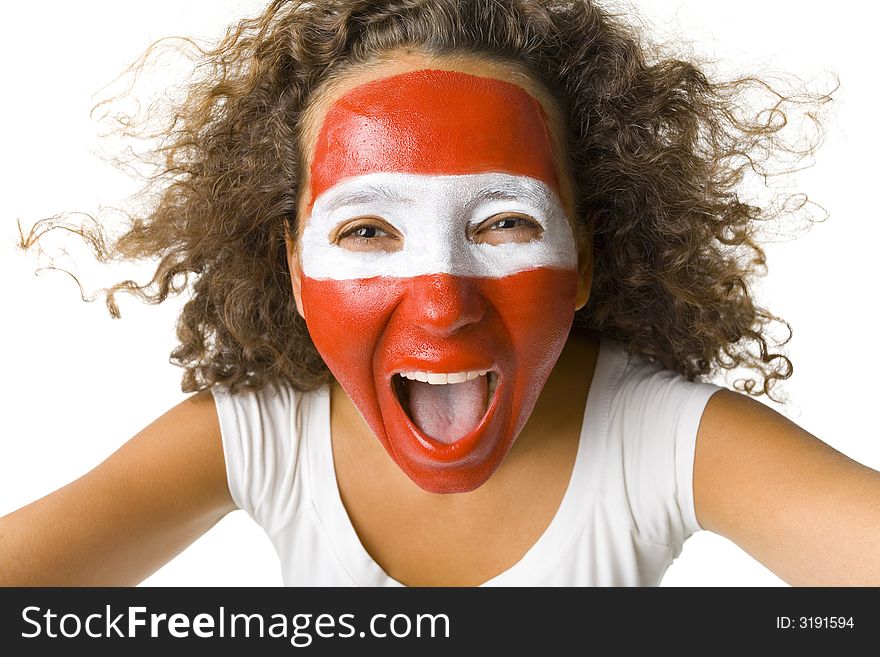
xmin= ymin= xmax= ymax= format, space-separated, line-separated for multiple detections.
xmin=320 ymin=184 xmax=415 ymax=212
xmin=318 ymin=177 xmax=553 ymax=214
xmin=470 ymin=187 xmax=535 ymax=203
xmin=468 ymin=182 xmax=551 ymax=208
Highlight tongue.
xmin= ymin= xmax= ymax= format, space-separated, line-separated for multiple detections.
xmin=407 ymin=376 xmax=488 ymax=444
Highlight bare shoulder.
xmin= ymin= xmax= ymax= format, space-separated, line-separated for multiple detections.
xmin=693 ymin=389 xmax=880 ymax=585
xmin=95 ymin=387 xmax=235 ymax=523
xmin=0 ymin=389 xmax=234 ymax=585
xmin=135 ymin=389 xmax=228 ymax=478
xmin=124 ymin=390 xmax=234 ymax=510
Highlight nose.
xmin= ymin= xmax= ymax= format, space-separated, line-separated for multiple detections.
xmin=407 ymin=273 xmax=487 ymax=336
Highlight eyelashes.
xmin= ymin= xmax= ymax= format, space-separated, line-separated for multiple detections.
xmin=333 ymin=212 xmax=543 ymax=253
xmin=469 ymin=213 xmax=544 ymax=245
xmin=333 ymin=217 xmax=402 ymax=252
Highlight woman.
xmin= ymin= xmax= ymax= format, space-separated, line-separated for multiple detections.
xmin=1 ymin=0 xmax=870 ymax=579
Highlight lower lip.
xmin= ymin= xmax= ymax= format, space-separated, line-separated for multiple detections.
xmin=389 ymin=373 xmax=503 ymax=465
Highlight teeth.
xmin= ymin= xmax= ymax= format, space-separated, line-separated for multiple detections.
xmin=399 ymin=369 xmax=491 ymax=385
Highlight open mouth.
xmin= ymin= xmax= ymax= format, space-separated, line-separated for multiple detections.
xmin=392 ymin=369 xmax=499 ymax=445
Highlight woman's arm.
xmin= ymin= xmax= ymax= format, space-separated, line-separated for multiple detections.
xmin=0 ymin=391 xmax=234 ymax=586
xmin=693 ymin=389 xmax=880 ymax=585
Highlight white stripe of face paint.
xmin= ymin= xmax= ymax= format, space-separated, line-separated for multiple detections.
xmin=300 ymin=172 xmax=578 ymax=280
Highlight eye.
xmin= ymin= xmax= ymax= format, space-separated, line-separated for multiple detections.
xmin=345 ymin=225 xmax=385 ymax=239
xmin=471 ymin=213 xmax=543 ymax=245
xmin=333 ymin=218 xmax=401 ymax=252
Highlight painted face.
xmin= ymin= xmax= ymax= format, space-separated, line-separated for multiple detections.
xmin=299 ymin=69 xmax=579 ymax=493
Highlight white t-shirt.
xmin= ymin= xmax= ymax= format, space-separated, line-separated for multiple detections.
xmin=212 ymin=337 xmax=723 ymax=586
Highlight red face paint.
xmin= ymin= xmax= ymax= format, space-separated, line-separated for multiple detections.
xmin=302 ymin=269 xmax=576 ymax=491
xmin=300 ymin=69 xmax=578 ymax=493
xmin=308 ymin=69 xmax=559 ymax=209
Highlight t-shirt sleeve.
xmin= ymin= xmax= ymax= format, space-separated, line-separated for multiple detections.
xmin=617 ymin=363 xmax=724 ymax=548
xmin=672 ymin=382 xmax=723 ymax=538
xmin=210 ymin=383 xmax=301 ymax=535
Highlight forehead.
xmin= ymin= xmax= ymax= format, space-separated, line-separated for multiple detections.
xmin=304 ymin=66 xmax=562 ymax=212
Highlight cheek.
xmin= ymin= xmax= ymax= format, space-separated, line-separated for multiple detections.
xmin=479 ymin=268 xmax=579 ymax=367
xmin=300 ymin=277 xmax=402 ymax=372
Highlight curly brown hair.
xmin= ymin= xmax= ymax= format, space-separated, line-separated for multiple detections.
xmin=19 ymin=0 xmax=831 ymax=399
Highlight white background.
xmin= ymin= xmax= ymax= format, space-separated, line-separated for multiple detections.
xmin=1 ymin=1 xmax=877 ymax=587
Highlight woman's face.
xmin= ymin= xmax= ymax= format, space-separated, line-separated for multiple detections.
xmin=287 ymin=53 xmax=591 ymax=494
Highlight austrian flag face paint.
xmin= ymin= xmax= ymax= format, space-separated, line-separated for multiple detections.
xmin=299 ymin=69 xmax=580 ymax=493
